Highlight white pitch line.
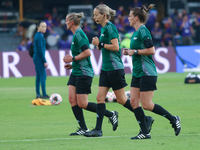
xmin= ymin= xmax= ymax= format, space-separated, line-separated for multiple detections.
xmin=0 ymin=134 xmax=200 ymax=143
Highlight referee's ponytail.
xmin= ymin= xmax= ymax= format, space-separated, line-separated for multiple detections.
xmin=67 ymin=12 xmax=84 ymax=26
xmin=131 ymin=4 xmax=155 ymax=24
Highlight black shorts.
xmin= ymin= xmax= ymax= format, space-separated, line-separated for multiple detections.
xmin=131 ymin=76 xmax=157 ymax=91
xmin=67 ymin=74 xmax=93 ymax=94
xmin=99 ymin=69 xmax=127 ymax=91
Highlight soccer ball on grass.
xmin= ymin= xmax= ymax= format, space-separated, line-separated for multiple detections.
xmin=49 ymin=93 xmax=62 ymax=105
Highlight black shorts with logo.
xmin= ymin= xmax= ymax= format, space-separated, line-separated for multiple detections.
xmin=99 ymin=69 xmax=128 ymax=91
xmin=131 ymin=76 xmax=157 ymax=91
xmin=67 ymin=74 xmax=93 ymax=94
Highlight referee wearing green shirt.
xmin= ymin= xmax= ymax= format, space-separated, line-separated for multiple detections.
xmin=84 ymin=4 xmax=154 ymax=137
xmin=63 ymin=12 xmax=118 ymax=136
xmin=123 ymin=4 xmax=181 ymax=139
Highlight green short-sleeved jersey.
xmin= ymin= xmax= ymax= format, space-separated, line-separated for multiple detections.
xmin=100 ymin=21 xmax=124 ymax=71
xmin=71 ymin=28 xmax=94 ymax=77
xmin=130 ymin=25 xmax=157 ymax=77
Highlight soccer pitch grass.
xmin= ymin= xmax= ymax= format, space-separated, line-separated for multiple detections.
xmin=0 ymin=73 xmax=200 ymax=150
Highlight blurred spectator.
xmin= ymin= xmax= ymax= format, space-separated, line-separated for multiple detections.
xmin=57 ymin=34 xmax=71 ymax=49
xmin=129 ymin=0 xmax=142 ymax=10
xmin=151 ymin=22 xmax=162 ymax=46
xmin=114 ymin=18 xmax=125 ymax=34
xmin=193 ymin=12 xmax=200 ymax=43
xmin=170 ymin=9 xmax=178 ymax=22
xmin=16 ymin=40 xmax=27 ymax=51
xmin=82 ymin=20 xmax=96 ymax=43
xmin=123 ymin=16 xmax=135 ymax=33
xmin=44 ymin=13 xmax=56 ymax=34
xmin=51 ymin=7 xmax=62 ymax=27
xmin=52 ymin=7 xmax=58 ymax=19
xmin=116 ymin=5 xmax=124 ymax=24
xmin=161 ymin=35 xmax=172 ymax=47
xmin=176 ymin=12 xmax=183 ymax=28
xmin=174 ymin=31 xmax=182 ymax=46
xmin=146 ymin=9 xmax=157 ymax=31
xmin=82 ymin=20 xmax=92 ymax=36
xmin=95 ymin=24 xmax=102 ymax=36
xmin=180 ymin=15 xmax=194 ymax=45
xmin=161 ymin=18 xmax=173 ymax=47
xmin=52 ymin=16 xmax=61 ymax=27
xmin=182 ymin=9 xmax=190 ymax=19
xmin=121 ymin=33 xmax=132 ymax=49
xmin=17 ymin=21 xmax=36 ymax=40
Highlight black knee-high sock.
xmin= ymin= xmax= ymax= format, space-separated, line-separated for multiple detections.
xmin=134 ymin=107 xmax=148 ymax=134
xmin=86 ymin=102 xmax=113 ymax=117
xmin=123 ymin=100 xmax=150 ymax=122
xmin=95 ymin=103 xmax=105 ymax=131
xmin=152 ymin=104 xmax=175 ymax=122
xmin=123 ymin=99 xmax=134 ymax=112
xmin=72 ymin=105 xmax=87 ymax=130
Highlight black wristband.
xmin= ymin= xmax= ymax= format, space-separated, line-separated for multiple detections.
xmin=72 ymin=57 xmax=76 ymax=62
xmin=98 ymin=42 xmax=105 ymax=49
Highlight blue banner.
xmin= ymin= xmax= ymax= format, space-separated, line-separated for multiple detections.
xmin=176 ymin=46 xmax=200 ymax=73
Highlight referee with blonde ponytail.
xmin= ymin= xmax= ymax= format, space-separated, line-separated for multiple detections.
xmin=63 ymin=12 xmax=118 ymax=136
xmin=84 ymin=4 xmax=153 ymax=137
xmin=123 ymin=4 xmax=181 ymax=139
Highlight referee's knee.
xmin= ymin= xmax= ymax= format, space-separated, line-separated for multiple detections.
xmin=96 ymin=95 xmax=105 ymax=103
xmin=141 ymin=102 xmax=154 ymax=111
xmin=116 ymin=99 xmax=126 ymax=105
xmin=68 ymin=96 xmax=77 ymax=106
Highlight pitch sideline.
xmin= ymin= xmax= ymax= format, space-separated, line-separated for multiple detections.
xmin=0 ymin=134 xmax=199 ymax=143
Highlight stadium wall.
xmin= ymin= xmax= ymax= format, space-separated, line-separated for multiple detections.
xmin=0 ymin=47 xmax=177 ymax=78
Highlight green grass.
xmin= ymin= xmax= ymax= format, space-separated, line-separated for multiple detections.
xmin=0 ymin=73 xmax=200 ymax=150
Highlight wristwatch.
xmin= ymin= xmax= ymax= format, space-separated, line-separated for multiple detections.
xmin=134 ymin=49 xmax=138 ymax=55
xmin=72 ymin=57 xmax=76 ymax=62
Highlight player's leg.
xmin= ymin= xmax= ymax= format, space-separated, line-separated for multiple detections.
xmin=35 ymin=66 xmax=41 ymax=98
xmin=130 ymin=87 xmax=151 ymax=140
xmin=84 ymin=86 xmax=109 ymax=137
xmin=75 ymin=75 xmax=113 ymax=118
xmin=140 ymin=76 xmax=181 ymax=136
xmin=141 ymin=91 xmax=181 ymax=136
xmin=130 ymin=76 xmax=153 ymax=140
xmin=68 ymin=75 xmax=88 ymax=136
xmin=39 ymin=66 xmax=49 ymax=98
xmin=114 ymin=88 xmax=135 ymax=112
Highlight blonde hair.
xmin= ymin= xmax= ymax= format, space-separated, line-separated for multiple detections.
xmin=67 ymin=12 xmax=84 ymax=26
xmin=131 ymin=4 xmax=155 ymax=24
xmin=95 ymin=4 xmax=116 ymax=20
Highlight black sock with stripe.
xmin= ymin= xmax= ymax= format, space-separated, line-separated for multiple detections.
xmin=86 ymin=102 xmax=113 ymax=117
xmin=123 ymin=99 xmax=134 ymax=112
xmin=72 ymin=105 xmax=87 ymax=130
xmin=95 ymin=103 xmax=105 ymax=131
xmin=152 ymin=104 xmax=175 ymax=122
xmin=134 ymin=107 xmax=148 ymax=134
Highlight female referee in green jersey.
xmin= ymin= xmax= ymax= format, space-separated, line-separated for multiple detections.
xmin=84 ymin=4 xmax=153 ymax=137
xmin=63 ymin=12 xmax=118 ymax=136
xmin=123 ymin=4 xmax=181 ymax=139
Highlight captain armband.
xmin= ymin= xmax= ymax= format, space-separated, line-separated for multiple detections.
xmin=143 ymin=39 xmax=154 ymax=48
